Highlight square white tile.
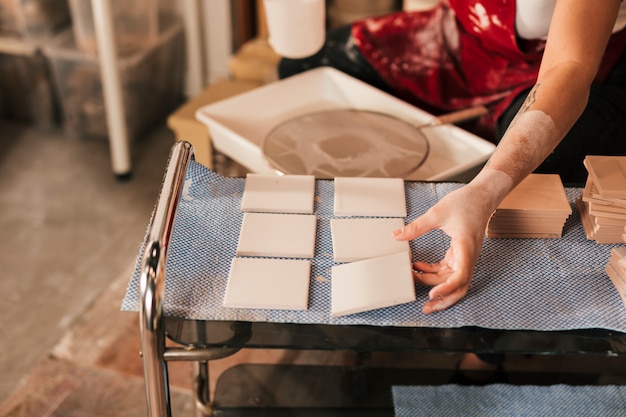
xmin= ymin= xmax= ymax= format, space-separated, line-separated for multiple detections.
xmin=241 ymin=173 xmax=316 ymax=214
xmin=223 ymin=257 xmax=311 ymax=310
xmin=331 ymin=250 xmax=416 ymax=317
xmin=334 ymin=177 xmax=407 ymax=217
xmin=331 ymin=217 xmax=409 ymax=262
xmin=236 ymin=212 xmax=317 ymax=258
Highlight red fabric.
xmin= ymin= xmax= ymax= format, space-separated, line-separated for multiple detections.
xmin=597 ymin=26 xmax=626 ymax=82
xmin=352 ymin=0 xmax=625 ymax=140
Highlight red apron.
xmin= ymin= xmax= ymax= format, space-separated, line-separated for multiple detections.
xmin=352 ymin=0 xmax=626 ymax=140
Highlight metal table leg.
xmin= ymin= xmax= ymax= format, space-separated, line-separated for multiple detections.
xmin=91 ymin=0 xmax=132 ymax=178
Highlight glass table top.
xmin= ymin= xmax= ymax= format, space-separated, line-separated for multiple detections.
xmin=165 ymin=316 xmax=626 ymax=356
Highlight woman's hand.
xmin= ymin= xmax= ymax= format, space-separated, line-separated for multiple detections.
xmin=393 ymin=169 xmax=514 ymax=314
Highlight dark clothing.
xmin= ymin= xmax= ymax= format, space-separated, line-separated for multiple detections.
xmin=497 ymin=50 xmax=626 ymax=185
xmin=278 ymin=25 xmax=392 ymax=95
xmin=279 ymin=2 xmax=626 ymax=184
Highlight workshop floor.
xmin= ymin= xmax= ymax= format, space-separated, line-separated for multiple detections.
xmin=0 ymin=120 xmax=625 ymax=417
xmin=0 ymin=120 xmax=368 ymax=416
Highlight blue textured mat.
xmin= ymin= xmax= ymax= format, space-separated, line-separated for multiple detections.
xmin=392 ymin=385 xmax=626 ymax=417
xmin=122 ymin=160 xmax=626 ymax=332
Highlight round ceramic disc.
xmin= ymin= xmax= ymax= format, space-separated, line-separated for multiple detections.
xmin=262 ymin=109 xmax=429 ymax=178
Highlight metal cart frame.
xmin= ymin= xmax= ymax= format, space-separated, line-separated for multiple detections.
xmin=138 ymin=141 xmax=626 ymax=417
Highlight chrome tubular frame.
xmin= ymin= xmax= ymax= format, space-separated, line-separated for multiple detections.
xmin=139 ymin=141 xmax=193 ymax=417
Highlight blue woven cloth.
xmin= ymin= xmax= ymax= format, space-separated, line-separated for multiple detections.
xmin=121 ymin=160 xmax=626 ymax=332
xmin=392 ymin=385 xmax=626 ymax=417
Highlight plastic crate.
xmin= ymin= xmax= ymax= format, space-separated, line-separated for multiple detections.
xmin=43 ymin=13 xmax=185 ymax=140
xmin=0 ymin=48 xmax=57 ymax=126
xmin=0 ymin=0 xmax=70 ymax=39
xmin=68 ymin=0 xmax=158 ymax=55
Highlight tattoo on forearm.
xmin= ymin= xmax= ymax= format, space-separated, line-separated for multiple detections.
xmin=510 ymin=83 xmax=540 ymax=127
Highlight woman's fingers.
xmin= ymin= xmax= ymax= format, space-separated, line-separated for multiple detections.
xmin=412 ymin=259 xmax=447 ymax=287
xmin=424 ymin=275 xmax=470 ymax=314
xmin=413 ymin=261 xmax=441 ymax=273
xmin=422 ymin=286 xmax=467 ymax=314
xmin=392 ymin=210 xmax=440 ymax=241
xmin=413 ymin=271 xmax=441 ymax=286
xmin=411 ymin=260 xmax=472 ymax=314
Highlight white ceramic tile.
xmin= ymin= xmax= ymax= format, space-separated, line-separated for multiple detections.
xmin=241 ymin=173 xmax=315 ymax=214
xmin=334 ymin=177 xmax=407 ymax=217
xmin=223 ymin=257 xmax=311 ymax=310
xmin=331 ymin=250 xmax=416 ymax=317
xmin=236 ymin=212 xmax=317 ymax=258
xmin=331 ymin=217 xmax=409 ymax=262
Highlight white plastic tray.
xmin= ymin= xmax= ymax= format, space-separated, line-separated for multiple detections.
xmin=196 ymin=67 xmax=495 ymax=182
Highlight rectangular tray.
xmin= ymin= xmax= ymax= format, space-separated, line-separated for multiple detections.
xmin=196 ymin=67 xmax=495 ymax=182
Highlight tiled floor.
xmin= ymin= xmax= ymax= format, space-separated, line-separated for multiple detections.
xmin=0 ymin=120 xmax=188 ymax=415
xmin=1 ymin=119 xmax=625 ymax=417
xmin=0 ymin=119 xmax=362 ymax=416
xmin=0 ymin=120 xmax=258 ymax=416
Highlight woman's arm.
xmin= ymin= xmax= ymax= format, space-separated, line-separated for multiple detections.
xmin=489 ymin=0 xmax=620 ymax=186
xmin=393 ymin=0 xmax=621 ymax=314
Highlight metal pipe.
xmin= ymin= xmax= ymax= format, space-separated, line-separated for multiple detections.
xmin=90 ymin=0 xmax=132 ymax=177
xmin=163 ymin=347 xmax=242 ymax=362
xmin=140 ymin=141 xmax=194 ymax=417
xmin=181 ymin=0 xmax=206 ymax=95
xmin=192 ymin=361 xmax=211 ymax=417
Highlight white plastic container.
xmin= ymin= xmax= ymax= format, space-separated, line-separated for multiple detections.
xmin=43 ymin=14 xmax=184 ymax=140
xmin=263 ymin=0 xmax=325 ymax=58
xmin=328 ymin=0 xmax=400 ymax=28
xmin=196 ymin=67 xmax=496 ymax=182
xmin=0 ymin=0 xmax=69 ymax=39
xmin=68 ymin=0 xmax=158 ymax=55
xmin=403 ymin=0 xmax=440 ymax=11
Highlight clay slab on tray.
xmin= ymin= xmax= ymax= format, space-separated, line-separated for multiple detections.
xmin=334 ymin=177 xmax=407 ymax=217
xmin=605 ymin=248 xmax=626 ymax=307
xmin=583 ymin=178 xmax=626 ymax=207
xmin=223 ymin=257 xmax=311 ymax=310
xmin=578 ymin=214 xmax=623 ymax=243
xmin=240 ymin=173 xmax=315 ymax=214
xmin=236 ymin=212 xmax=317 ymax=258
xmin=584 ymin=155 xmax=626 ymax=199
xmin=487 ymin=173 xmax=571 ymax=238
xmin=578 ymin=179 xmax=626 ymax=244
xmin=614 ymin=246 xmax=626 ymax=269
xmin=495 ymin=173 xmax=571 ymax=215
